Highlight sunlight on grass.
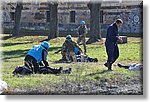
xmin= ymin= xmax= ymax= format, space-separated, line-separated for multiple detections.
xmin=0 ymin=35 xmax=143 ymax=94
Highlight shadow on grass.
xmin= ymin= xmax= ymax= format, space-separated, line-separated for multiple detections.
xmin=2 ymin=46 xmax=62 ymax=60
xmin=85 ymin=70 xmax=111 ymax=76
xmin=0 ymin=35 xmax=25 ymax=40
xmin=48 ymin=46 xmax=62 ymax=52
xmin=3 ymin=49 xmax=29 ymax=60
xmin=2 ymin=42 xmax=34 ymax=47
xmin=0 ymin=35 xmax=13 ymax=40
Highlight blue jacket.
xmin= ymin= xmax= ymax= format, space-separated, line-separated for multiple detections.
xmin=105 ymin=23 xmax=119 ymax=44
xmin=27 ymin=45 xmax=48 ymax=63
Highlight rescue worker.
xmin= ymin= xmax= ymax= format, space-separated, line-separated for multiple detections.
xmin=104 ymin=19 xmax=123 ymax=71
xmin=77 ymin=21 xmax=88 ymax=54
xmin=61 ymin=35 xmax=82 ymax=62
xmin=24 ymin=41 xmax=50 ymax=73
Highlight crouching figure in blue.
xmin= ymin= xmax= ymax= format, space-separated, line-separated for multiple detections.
xmin=24 ymin=41 xmax=50 ymax=73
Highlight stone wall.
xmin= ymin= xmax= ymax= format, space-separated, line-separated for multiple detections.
xmin=2 ymin=1 xmax=143 ymax=36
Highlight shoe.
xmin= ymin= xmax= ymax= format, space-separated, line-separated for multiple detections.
xmin=58 ymin=67 xmax=63 ymax=74
xmin=107 ymin=63 xmax=112 ymax=71
xmin=63 ymin=68 xmax=72 ymax=74
xmin=94 ymin=58 xmax=98 ymax=62
xmin=104 ymin=63 xmax=108 ymax=67
xmin=67 ymin=68 xmax=72 ymax=74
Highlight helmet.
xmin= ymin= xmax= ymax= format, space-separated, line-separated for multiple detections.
xmin=80 ymin=21 xmax=86 ymax=25
xmin=66 ymin=35 xmax=72 ymax=39
xmin=41 ymin=41 xmax=50 ymax=49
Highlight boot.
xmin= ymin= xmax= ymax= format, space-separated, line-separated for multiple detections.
xmin=104 ymin=63 xmax=108 ymax=67
xmin=62 ymin=68 xmax=72 ymax=74
xmin=57 ymin=67 xmax=63 ymax=74
xmin=107 ymin=63 xmax=113 ymax=71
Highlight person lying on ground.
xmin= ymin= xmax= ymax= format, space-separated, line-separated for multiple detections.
xmin=55 ymin=46 xmax=98 ymax=62
xmin=74 ymin=47 xmax=98 ymax=62
xmin=12 ymin=66 xmax=72 ymax=76
xmin=117 ymin=63 xmax=143 ymax=71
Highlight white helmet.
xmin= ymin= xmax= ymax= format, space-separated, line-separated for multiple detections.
xmin=66 ymin=35 xmax=72 ymax=39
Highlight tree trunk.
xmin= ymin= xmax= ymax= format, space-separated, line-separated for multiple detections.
xmin=87 ymin=2 xmax=102 ymax=44
xmin=12 ymin=2 xmax=23 ymax=36
xmin=48 ymin=2 xmax=58 ymax=40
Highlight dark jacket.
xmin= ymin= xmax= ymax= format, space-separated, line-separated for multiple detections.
xmin=105 ymin=23 xmax=119 ymax=44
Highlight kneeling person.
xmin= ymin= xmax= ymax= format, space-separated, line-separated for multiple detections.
xmin=24 ymin=41 xmax=50 ymax=73
xmin=61 ymin=35 xmax=82 ymax=62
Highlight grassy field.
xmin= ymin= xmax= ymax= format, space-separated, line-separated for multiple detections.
xmin=0 ymin=34 xmax=143 ymax=95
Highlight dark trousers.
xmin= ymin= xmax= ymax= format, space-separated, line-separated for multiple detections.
xmin=77 ymin=36 xmax=86 ymax=53
xmin=105 ymin=42 xmax=119 ymax=66
xmin=24 ymin=55 xmax=39 ymax=73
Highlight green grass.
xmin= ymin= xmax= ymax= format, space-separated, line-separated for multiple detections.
xmin=0 ymin=34 xmax=143 ymax=94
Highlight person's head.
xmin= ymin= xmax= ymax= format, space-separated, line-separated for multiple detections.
xmin=41 ymin=41 xmax=50 ymax=50
xmin=80 ymin=21 xmax=86 ymax=26
xmin=115 ymin=19 xmax=123 ymax=28
xmin=66 ymin=35 xmax=72 ymax=41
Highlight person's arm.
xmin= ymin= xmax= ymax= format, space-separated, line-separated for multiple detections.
xmin=54 ymin=49 xmax=62 ymax=54
xmin=62 ymin=41 xmax=67 ymax=52
xmin=77 ymin=26 xmax=80 ymax=36
xmin=42 ymin=50 xmax=49 ymax=67
xmin=84 ymin=25 xmax=88 ymax=35
xmin=117 ymin=36 xmax=123 ymax=43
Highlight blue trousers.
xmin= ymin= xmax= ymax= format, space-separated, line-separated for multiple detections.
xmin=105 ymin=42 xmax=119 ymax=66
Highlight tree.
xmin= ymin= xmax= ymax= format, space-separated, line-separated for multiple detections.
xmin=86 ymin=2 xmax=102 ymax=44
xmin=12 ymin=2 xmax=23 ymax=36
xmin=47 ymin=2 xmax=58 ymax=40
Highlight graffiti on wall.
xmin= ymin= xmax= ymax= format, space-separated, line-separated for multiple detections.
xmin=102 ymin=9 xmax=142 ymax=34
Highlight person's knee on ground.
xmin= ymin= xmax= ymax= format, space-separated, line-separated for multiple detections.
xmin=61 ymin=51 xmax=70 ymax=61
xmin=39 ymin=61 xmax=44 ymax=66
xmin=70 ymin=52 xmax=77 ymax=62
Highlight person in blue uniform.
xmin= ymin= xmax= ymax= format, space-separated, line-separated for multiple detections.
xmin=104 ymin=19 xmax=123 ymax=71
xmin=24 ymin=41 xmax=50 ymax=73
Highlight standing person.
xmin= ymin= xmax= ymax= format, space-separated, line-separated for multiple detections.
xmin=104 ymin=19 xmax=123 ymax=71
xmin=77 ymin=21 xmax=88 ymax=54
xmin=24 ymin=41 xmax=50 ymax=73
